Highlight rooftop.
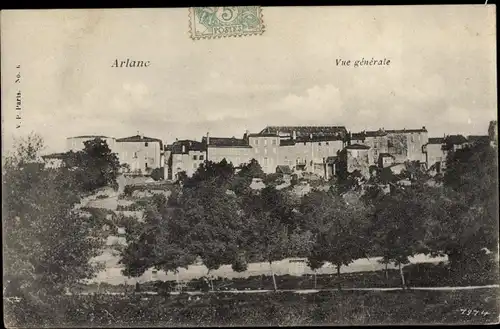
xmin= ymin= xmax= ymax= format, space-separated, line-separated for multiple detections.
xmin=379 ymin=153 xmax=395 ymax=158
xmin=467 ymin=135 xmax=490 ymax=144
xmin=202 ymin=136 xmax=251 ymax=148
xmin=444 ymin=134 xmax=468 ymax=145
xmin=276 ymin=165 xmax=293 ymax=174
xmin=170 ymin=140 xmax=206 ymax=154
xmin=428 ymin=137 xmax=445 ymax=144
xmin=352 ymin=127 xmax=428 ymax=138
xmin=67 ymin=135 xmax=111 ymax=139
xmin=346 ymin=144 xmax=371 ymax=150
xmin=116 ymin=135 xmax=163 ymax=148
xmin=259 ymin=125 xmax=348 ymax=137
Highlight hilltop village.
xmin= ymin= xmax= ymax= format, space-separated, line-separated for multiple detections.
xmin=42 ymin=121 xmax=498 ymax=186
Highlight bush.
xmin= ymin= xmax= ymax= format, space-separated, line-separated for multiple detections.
xmin=4 ymin=289 xmax=498 ymax=327
xmin=150 ymin=168 xmax=164 ymax=181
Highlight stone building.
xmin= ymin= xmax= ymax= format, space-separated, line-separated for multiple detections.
xmin=349 ymin=127 xmax=429 ymax=166
xmin=424 ymin=137 xmax=447 ymax=174
xmin=202 ymin=134 xmax=253 ymax=168
xmin=166 ymin=139 xmax=206 ymax=180
xmin=339 ymin=144 xmax=372 ymax=178
xmin=248 ymin=125 xmax=348 ymax=176
xmin=115 ymin=134 xmax=163 ymax=173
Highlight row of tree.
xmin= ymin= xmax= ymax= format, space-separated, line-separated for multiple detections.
xmin=119 ymin=141 xmax=498 ymax=290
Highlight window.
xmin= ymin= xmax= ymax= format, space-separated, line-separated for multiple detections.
xmin=145 ymin=142 xmax=149 ymax=147
xmin=193 ymin=155 xmax=198 ymax=160
xmin=264 ymin=148 xmax=268 ymax=155
xmin=193 ymin=163 xmax=197 ymax=169
xmin=133 ymin=152 xmax=138 ymax=158
xmin=255 ymin=148 xmax=259 ymax=154
xmin=145 ymin=163 xmax=149 ymax=169
xmin=255 ymin=140 xmax=259 ymax=145
xmin=326 ymin=142 xmax=329 ymax=146
xmin=273 ymin=148 xmax=276 ymax=154
xmin=264 ymin=139 xmax=268 ymax=146
xmin=263 ymin=157 xmax=268 ymax=165
xmin=303 ymin=142 xmax=306 ymax=145
xmin=199 ymin=155 xmax=204 ymax=161
xmin=272 ymin=139 xmax=277 ymax=145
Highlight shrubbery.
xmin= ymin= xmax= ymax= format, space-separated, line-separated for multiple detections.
xmin=5 ymin=289 xmax=498 ymax=327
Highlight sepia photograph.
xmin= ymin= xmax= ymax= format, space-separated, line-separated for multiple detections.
xmin=2 ymin=5 xmax=499 ymax=327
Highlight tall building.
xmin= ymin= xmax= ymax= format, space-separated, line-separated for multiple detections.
xmin=115 ymin=134 xmax=163 ymax=173
xmin=167 ymin=139 xmax=206 ymax=180
xmin=424 ymin=137 xmax=447 ymax=174
xmin=349 ymin=127 xmax=429 ymax=166
xmin=202 ymin=134 xmax=253 ymax=167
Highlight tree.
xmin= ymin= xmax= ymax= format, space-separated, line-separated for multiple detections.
xmin=231 ymin=159 xmax=265 ymax=195
xmin=184 ymin=159 xmax=235 ymax=189
xmin=300 ymin=190 xmax=370 ymax=290
xmin=250 ymin=211 xmax=290 ymax=291
xmin=120 ymin=201 xmax=196 ymax=281
xmin=150 ymin=167 xmax=164 ymax=181
xmin=424 ymin=142 xmax=498 ymax=273
xmin=181 ymin=179 xmax=245 ymax=290
xmin=3 ymin=136 xmax=103 ymax=297
xmin=65 ymin=138 xmax=120 ymax=192
xmin=369 ymin=186 xmax=429 ymax=288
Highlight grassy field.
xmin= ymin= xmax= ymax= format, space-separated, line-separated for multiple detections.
xmin=5 ymin=288 xmax=499 ymax=326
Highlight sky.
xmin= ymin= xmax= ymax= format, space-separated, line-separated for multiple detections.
xmin=1 ymin=5 xmax=497 ymax=155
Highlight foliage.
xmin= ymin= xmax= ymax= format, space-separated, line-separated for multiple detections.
xmin=3 ymin=136 xmax=103 ymax=296
xmin=184 ymin=159 xmax=234 ymax=189
xmin=64 ymin=138 xmax=120 ymax=192
xmin=425 ymin=142 xmax=499 ymax=271
xmin=150 ymin=167 xmax=164 ymax=181
xmin=231 ymin=158 xmax=265 ymax=195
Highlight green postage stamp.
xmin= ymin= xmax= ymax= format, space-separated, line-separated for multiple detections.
xmin=189 ymin=7 xmax=265 ymax=40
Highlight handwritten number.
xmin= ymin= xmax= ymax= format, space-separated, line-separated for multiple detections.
xmin=460 ymin=309 xmax=491 ymax=317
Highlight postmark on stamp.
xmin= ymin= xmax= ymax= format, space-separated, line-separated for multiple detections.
xmin=189 ymin=7 xmax=265 ymax=40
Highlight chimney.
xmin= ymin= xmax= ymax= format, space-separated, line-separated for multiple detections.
xmin=206 ymin=132 xmax=210 ymax=145
xmin=292 ymin=131 xmax=296 ymax=140
xmin=182 ymin=145 xmax=186 ymax=153
xmin=175 ymin=138 xmax=178 ymax=142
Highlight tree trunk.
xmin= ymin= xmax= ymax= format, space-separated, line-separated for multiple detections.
xmin=207 ymin=269 xmax=214 ymax=291
xmin=385 ymin=263 xmax=389 ymax=281
xmin=270 ymin=261 xmax=278 ymax=291
xmin=399 ymin=263 xmax=406 ymax=289
xmin=448 ymin=250 xmax=467 ymax=274
xmin=336 ymin=264 xmax=342 ymax=291
xmin=314 ymin=271 xmax=317 ymax=289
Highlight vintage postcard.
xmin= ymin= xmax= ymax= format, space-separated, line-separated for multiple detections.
xmin=2 ymin=5 xmax=498 ymax=327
